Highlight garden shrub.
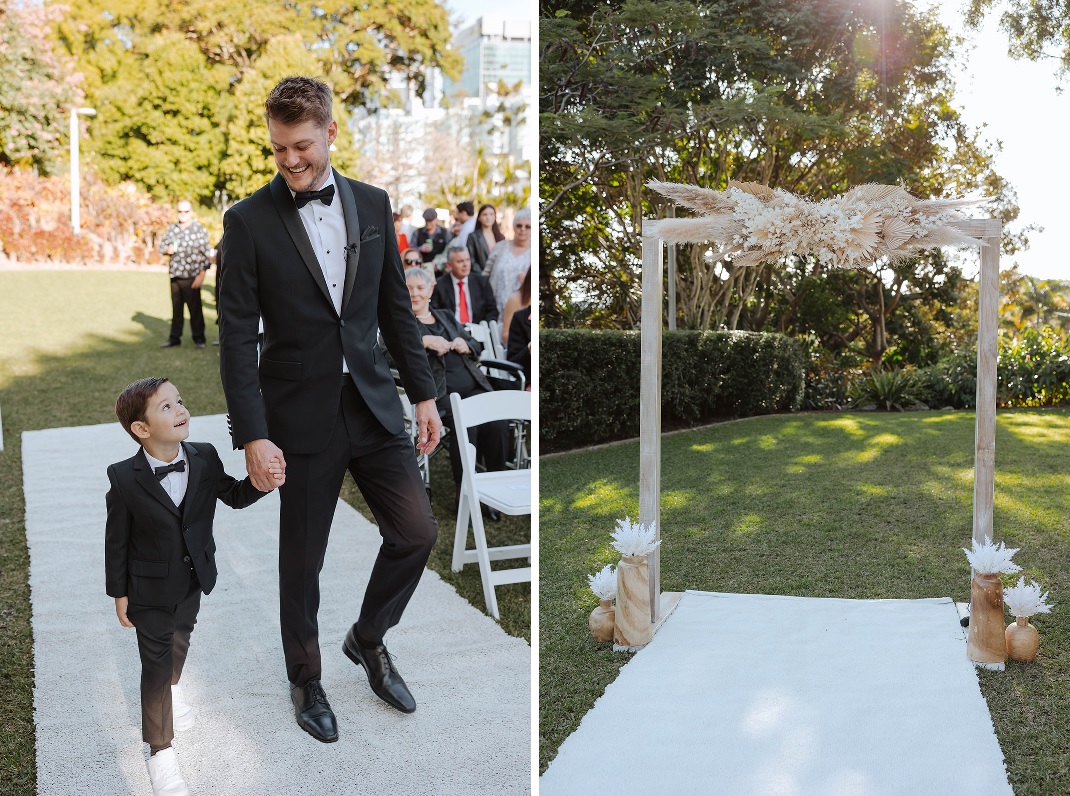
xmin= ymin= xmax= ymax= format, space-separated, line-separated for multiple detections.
xmin=541 ymin=329 xmax=805 ymax=451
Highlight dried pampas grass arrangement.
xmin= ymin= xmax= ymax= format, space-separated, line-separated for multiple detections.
xmin=610 ymin=517 xmax=660 ymax=558
xmin=647 ymin=180 xmax=985 ymax=269
xmin=1003 ymin=578 xmax=1054 ymax=619
xmin=963 ymin=536 xmax=1022 ymax=575
xmin=587 ymin=564 xmax=617 ymax=601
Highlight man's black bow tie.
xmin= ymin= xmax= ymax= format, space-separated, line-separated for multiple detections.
xmin=294 ymin=185 xmax=335 ymax=208
xmin=154 ymin=460 xmax=186 ymax=480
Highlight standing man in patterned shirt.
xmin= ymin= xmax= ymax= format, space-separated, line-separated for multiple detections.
xmin=159 ymin=200 xmax=212 ymax=349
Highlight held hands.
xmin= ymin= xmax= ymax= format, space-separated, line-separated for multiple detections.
xmin=449 ymin=337 xmax=471 ymax=356
xmin=423 ymin=335 xmax=452 ymax=356
xmin=246 ymin=438 xmax=287 ymax=491
xmin=414 ymin=399 xmax=442 ymax=455
xmin=115 ymin=596 xmax=134 ymax=628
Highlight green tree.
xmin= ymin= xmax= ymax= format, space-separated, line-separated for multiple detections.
xmin=966 ymin=0 xmax=1070 ymax=73
xmin=0 ymin=0 xmax=83 ymax=174
xmin=87 ymin=32 xmax=230 ymax=201
xmin=540 ymin=0 xmax=1020 ymax=364
xmin=53 ymin=0 xmax=459 ymax=205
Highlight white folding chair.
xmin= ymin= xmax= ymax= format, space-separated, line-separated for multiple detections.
xmin=487 ymin=319 xmax=506 ymax=359
xmin=396 ymin=387 xmax=430 ymax=493
xmin=449 ymin=390 xmax=531 ymax=620
xmin=464 ymin=321 xmax=496 ymax=361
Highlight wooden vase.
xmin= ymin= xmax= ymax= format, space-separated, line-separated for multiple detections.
xmin=967 ymin=572 xmax=1007 ymax=665
xmin=588 ymin=599 xmax=615 ymax=642
xmin=613 ymin=555 xmax=652 ymax=649
xmin=1005 ymin=616 xmax=1040 ymax=662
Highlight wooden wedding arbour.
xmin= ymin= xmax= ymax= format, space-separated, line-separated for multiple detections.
xmin=638 ymin=216 xmax=1002 ymax=626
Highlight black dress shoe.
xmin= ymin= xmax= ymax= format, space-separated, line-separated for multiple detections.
xmin=343 ymin=627 xmax=416 ymax=713
xmin=194 ymin=342 xmax=206 ymax=349
xmin=290 ymin=679 xmax=338 ymax=743
xmin=160 ymin=340 xmax=180 ymax=348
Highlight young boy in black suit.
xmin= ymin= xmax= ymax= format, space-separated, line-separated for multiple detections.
xmin=105 ymin=377 xmax=283 ymax=795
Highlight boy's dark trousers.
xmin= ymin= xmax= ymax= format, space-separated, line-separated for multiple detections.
xmin=168 ymin=275 xmax=206 ymax=345
xmin=126 ymin=575 xmax=201 ymax=748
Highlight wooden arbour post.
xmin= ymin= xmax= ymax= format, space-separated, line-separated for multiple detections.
xmin=638 ymin=217 xmax=1001 ymax=625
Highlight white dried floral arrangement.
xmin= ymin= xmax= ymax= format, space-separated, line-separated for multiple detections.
xmin=610 ymin=516 xmax=660 ymax=558
xmin=646 ymin=180 xmax=985 ymax=270
xmin=1003 ymin=577 xmax=1054 ymax=619
xmin=963 ymin=536 xmax=1022 ymax=575
xmin=587 ymin=564 xmax=617 ymax=601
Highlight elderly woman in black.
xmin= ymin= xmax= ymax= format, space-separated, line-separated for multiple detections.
xmin=405 ymin=267 xmax=508 ymax=514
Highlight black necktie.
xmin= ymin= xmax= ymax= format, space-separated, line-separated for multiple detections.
xmin=294 ymin=185 xmax=335 ymax=208
xmin=154 ymin=460 xmax=186 ymax=480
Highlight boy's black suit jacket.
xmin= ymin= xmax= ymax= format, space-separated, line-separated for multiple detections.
xmin=217 ymin=170 xmax=437 ymax=454
xmin=431 ymin=272 xmax=499 ymax=324
xmin=105 ymin=441 xmax=265 ymax=606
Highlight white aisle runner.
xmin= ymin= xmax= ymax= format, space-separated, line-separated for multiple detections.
xmin=541 ymin=591 xmax=1012 ymax=796
xmin=24 ymin=415 xmax=530 ymax=795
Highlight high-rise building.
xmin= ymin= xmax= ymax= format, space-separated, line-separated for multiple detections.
xmin=445 ymin=16 xmax=531 ymax=106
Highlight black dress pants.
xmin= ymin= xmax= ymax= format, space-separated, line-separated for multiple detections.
xmin=126 ymin=577 xmax=201 ymax=747
xmin=278 ymin=377 xmax=438 ymax=687
xmin=168 ymin=276 xmax=206 ymax=344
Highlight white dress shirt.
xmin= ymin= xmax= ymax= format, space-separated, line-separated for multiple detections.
xmin=291 ymin=172 xmax=351 ymax=373
xmin=144 ymin=447 xmax=189 ymax=507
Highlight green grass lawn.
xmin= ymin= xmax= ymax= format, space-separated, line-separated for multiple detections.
xmin=540 ymin=410 xmax=1070 ymax=795
xmin=0 ymin=270 xmax=529 ymax=793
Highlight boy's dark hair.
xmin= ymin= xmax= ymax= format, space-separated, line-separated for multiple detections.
xmin=456 ymin=201 xmax=475 ymax=216
xmin=265 ymin=77 xmax=333 ymax=127
xmin=115 ymin=377 xmax=170 ymax=443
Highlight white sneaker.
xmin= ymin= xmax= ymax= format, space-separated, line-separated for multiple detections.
xmin=146 ymin=747 xmax=190 ymax=796
xmin=171 ymin=684 xmax=196 ymax=732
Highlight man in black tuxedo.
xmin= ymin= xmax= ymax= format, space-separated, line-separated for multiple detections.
xmin=218 ymin=76 xmax=442 ymax=744
xmin=431 ymin=245 xmax=499 ymax=325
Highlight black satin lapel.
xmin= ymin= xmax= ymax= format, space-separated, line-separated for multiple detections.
xmin=134 ymin=452 xmax=181 ymax=518
xmin=269 ymin=174 xmax=334 ymax=311
xmin=181 ymin=442 xmax=203 ymax=518
xmin=335 ymin=170 xmax=361 ymax=312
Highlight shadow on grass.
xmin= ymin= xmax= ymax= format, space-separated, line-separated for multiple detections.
xmin=0 ymin=296 xmax=529 ymax=792
xmin=539 ymin=410 xmax=1070 ymax=793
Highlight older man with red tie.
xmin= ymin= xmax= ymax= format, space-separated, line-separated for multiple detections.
xmin=431 ymin=245 xmax=498 ymax=325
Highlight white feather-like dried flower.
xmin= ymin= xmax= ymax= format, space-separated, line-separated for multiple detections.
xmin=963 ymin=537 xmax=1022 ymax=575
xmin=1003 ymin=577 xmax=1054 ymax=618
xmin=610 ymin=516 xmax=660 ymax=557
xmin=587 ymin=564 xmax=617 ymax=601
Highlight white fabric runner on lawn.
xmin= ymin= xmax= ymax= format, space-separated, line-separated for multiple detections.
xmin=541 ymin=590 xmax=1011 ymax=796
xmin=24 ymin=414 xmax=529 ymax=795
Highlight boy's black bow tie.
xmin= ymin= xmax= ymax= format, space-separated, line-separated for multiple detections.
xmin=294 ymin=185 xmax=335 ymax=208
xmin=154 ymin=460 xmax=186 ymax=479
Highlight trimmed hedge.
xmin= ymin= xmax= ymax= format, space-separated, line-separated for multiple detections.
xmin=541 ymin=329 xmax=806 ymax=450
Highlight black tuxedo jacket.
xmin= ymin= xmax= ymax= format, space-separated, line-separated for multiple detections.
xmin=218 ymin=170 xmax=437 ymax=454
xmin=431 ymin=272 xmax=499 ymax=324
xmin=104 ymin=442 xmax=266 ymax=605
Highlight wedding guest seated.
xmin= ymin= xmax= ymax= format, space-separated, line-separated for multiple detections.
xmin=401 ymin=247 xmax=424 ymax=270
xmin=500 ymin=268 xmax=530 ymax=346
xmin=432 ymin=245 xmax=498 ymax=324
xmin=506 ymin=305 xmax=531 ymax=390
xmin=405 ymin=267 xmax=509 ymax=518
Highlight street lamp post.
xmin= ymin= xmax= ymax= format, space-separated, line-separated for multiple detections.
xmin=70 ymin=107 xmax=96 ymax=234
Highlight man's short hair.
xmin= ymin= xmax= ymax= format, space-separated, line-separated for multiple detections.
xmin=400 ymin=205 xmax=413 ymax=218
xmin=456 ymin=201 xmax=474 ymax=216
xmin=115 ymin=377 xmax=170 ymax=443
xmin=265 ymin=77 xmax=333 ymax=127
xmin=446 ymin=245 xmax=467 ymax=261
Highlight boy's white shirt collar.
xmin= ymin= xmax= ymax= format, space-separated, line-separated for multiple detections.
xmin=143 ymin=445 xmax=189 ymax=506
